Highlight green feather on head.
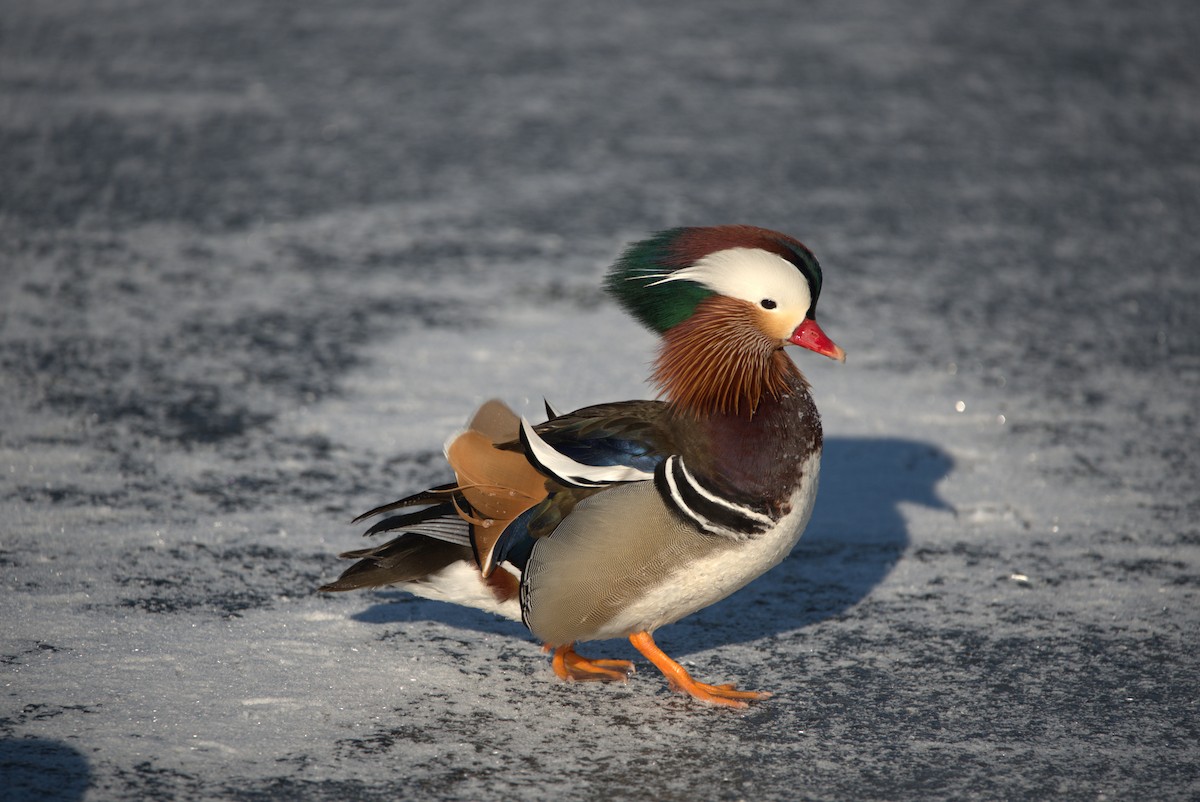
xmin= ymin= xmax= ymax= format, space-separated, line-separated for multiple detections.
xmin=605 ymin=224 xmax=826 ymax=333
xmin=603 ymin=228 xmax=714 ymax=333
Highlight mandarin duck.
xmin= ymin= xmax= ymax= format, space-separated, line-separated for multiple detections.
xmin=320 ymin=225 xmax=845 ymax=707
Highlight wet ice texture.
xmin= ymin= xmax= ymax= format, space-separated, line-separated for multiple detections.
xmin=2 ymin=1 xmax=1198 ymax=800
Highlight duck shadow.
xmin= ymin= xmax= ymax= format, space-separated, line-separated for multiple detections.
xmin=347 ymin=436 xmax=952 ymax=656
xmin=0 ymin=738 xmax=90 ymax=802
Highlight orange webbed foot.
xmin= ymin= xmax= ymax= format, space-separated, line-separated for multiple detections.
xmin=546 ymin=643 xmax=636 ymax=683
xmin=630 ymin=631 xmax=771 ymax=709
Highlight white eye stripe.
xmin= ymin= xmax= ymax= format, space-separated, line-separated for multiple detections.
xmin=664 ymin=248 xmax=812 ymax=314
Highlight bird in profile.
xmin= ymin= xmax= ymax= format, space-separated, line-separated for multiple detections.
xmin=320 ymin=225 xmax=845 ymax=707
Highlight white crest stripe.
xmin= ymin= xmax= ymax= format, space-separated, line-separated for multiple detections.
xmin=674 ymin=458 xmax=775 ymax=526
xmin=661 ymin=456 xmax=723 ymax=535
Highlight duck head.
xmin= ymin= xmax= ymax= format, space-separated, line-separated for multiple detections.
xmin=605 ymin=225 xmax=844 ymax=417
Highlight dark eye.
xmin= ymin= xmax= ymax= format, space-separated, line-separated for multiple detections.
xmin=760 ymin=299 xmax=777 ymax=310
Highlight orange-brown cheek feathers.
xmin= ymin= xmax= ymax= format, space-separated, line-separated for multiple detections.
xmin=651 ymin=296 xmax=806 ymax=418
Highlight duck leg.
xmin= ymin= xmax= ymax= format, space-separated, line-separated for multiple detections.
xmin=629 ymin=631 xmax=771 ymax=708
xmin=547 ymin=643 xmax=636 ymax=682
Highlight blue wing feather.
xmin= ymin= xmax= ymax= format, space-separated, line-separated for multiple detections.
xmin=541 ymin=433 xmax=663 ymax=473
xmin=532 ymin=400 xmax=674 ymax=475
xmin=489 ymin=506 xmax=538 ymax=571
xmin=490 ymin=400 xmax=680 ymax=571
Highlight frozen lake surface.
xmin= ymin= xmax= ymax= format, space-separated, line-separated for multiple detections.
xmin=2 ymin=1 xmax=1198 ymax=799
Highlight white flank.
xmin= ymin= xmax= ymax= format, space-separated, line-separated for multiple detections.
xmin=401 ymin=560 xmax=524 ymax=621
xmin=591 ymin=452 xmax=822 ymax=640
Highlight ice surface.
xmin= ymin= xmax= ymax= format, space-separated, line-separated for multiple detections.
xmin=2 ymin=1 xmax=1198 ymax=800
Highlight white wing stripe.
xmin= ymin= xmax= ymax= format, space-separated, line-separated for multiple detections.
xmin=519 ymin=417 xmax=654 ymax=487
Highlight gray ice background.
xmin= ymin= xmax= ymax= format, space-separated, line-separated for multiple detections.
xmin=2 ymin=1 xmax=1198 ymax=800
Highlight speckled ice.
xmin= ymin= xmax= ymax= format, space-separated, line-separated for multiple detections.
xmin=3 ymin=2 xmax=1197 ymax=800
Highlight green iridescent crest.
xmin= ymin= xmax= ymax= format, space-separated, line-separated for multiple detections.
xmin=603 ymin=225 xmax=824 ymax=333
xmin=603 ymin=229 xmax=714 ymax=333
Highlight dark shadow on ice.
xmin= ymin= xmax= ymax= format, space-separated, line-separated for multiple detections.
xmin=0 ymin=738 xmax=90 ymax=802
xmin=350 ymin=594 xmax=528 ymax=639
xmin=663 ymin=435 xmax=952 ymax=655
xmin=349 ymin=437 xmax=952 ymax=655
